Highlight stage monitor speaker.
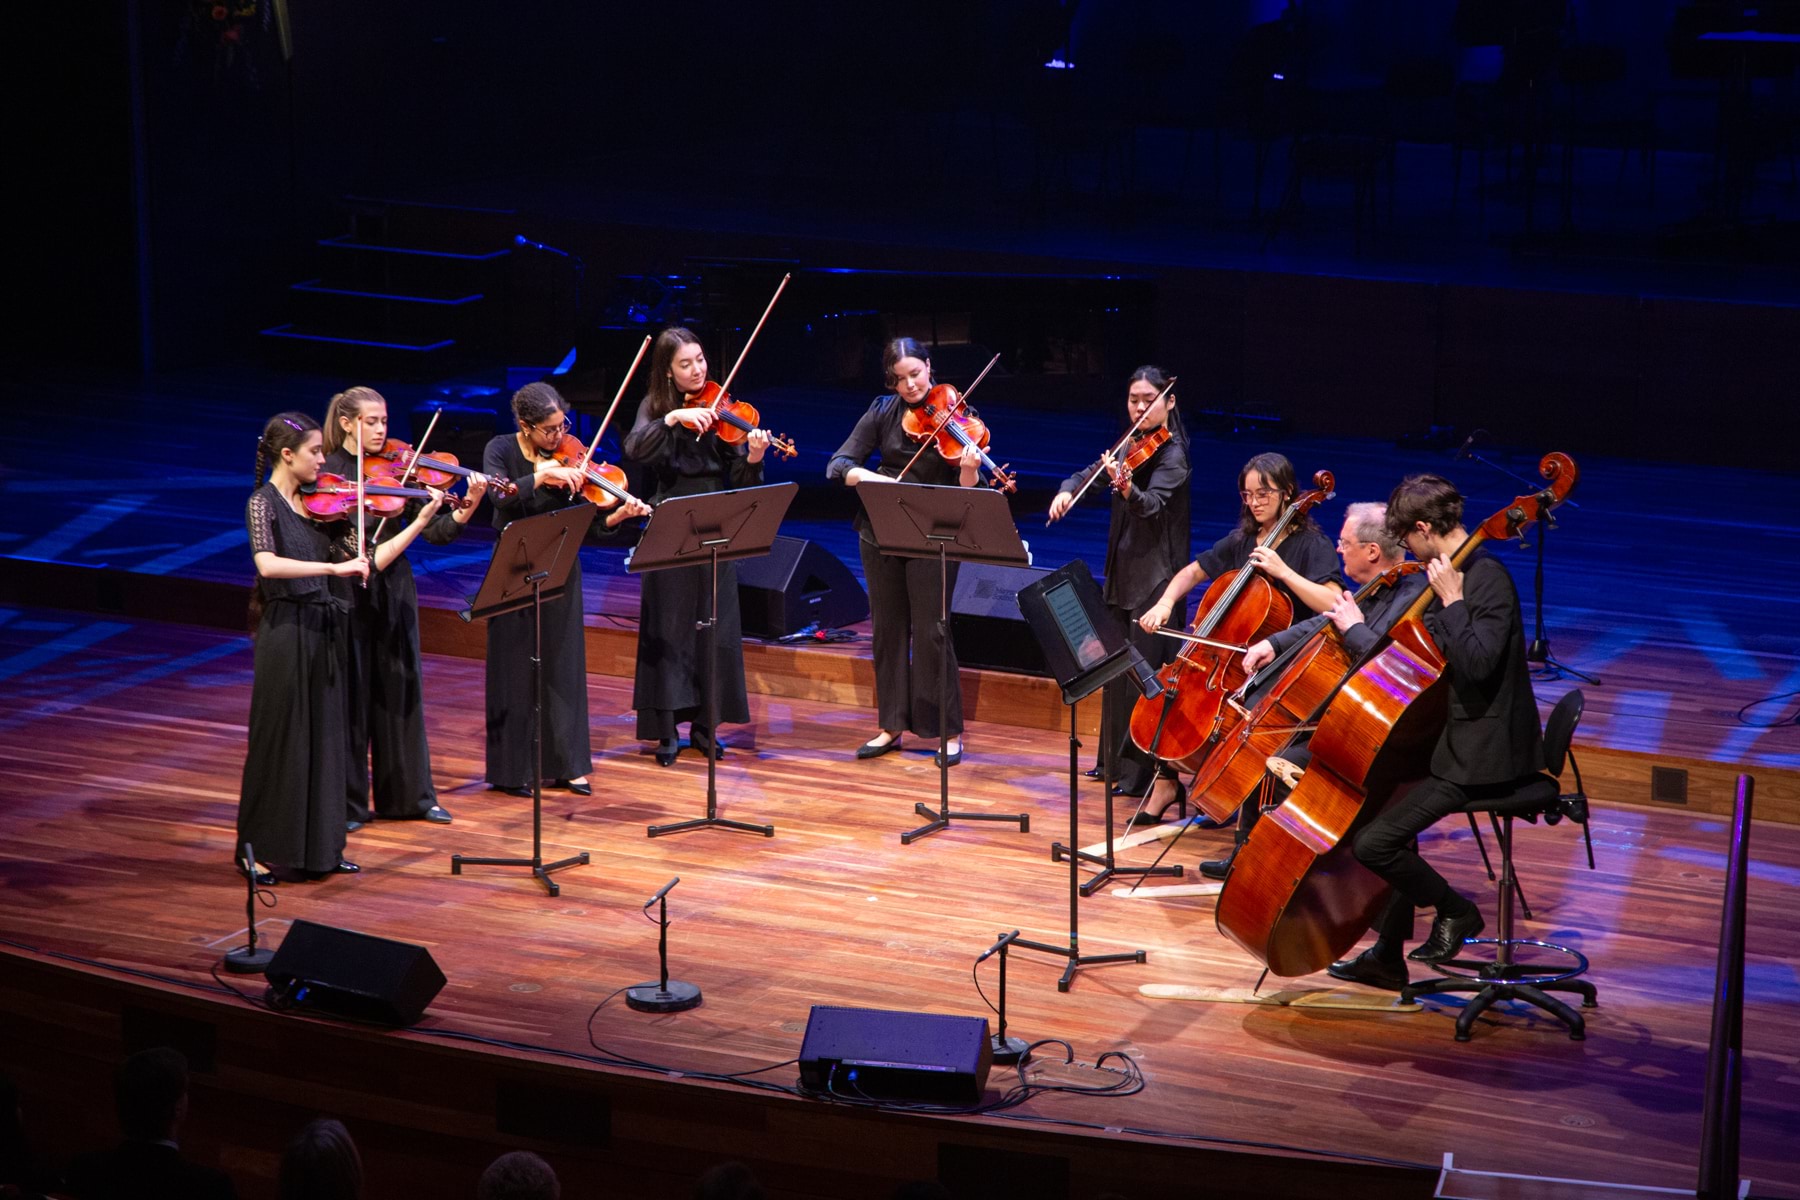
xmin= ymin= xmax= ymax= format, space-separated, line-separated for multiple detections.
xmin=265 ymin=919 xmax=446 ymax=1027
xmin=951 ymin=562 xmax=1052 ymax=676
xmin=736 ymin=535 xmax=869 ymax=639
xmin=798 ymin=1005 xmax=992 ymax=1105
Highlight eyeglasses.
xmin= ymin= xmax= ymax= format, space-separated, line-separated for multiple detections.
xmin=530 ymin=418 xmax=571 ymax=438
xmin=1239 ymin=487 xmax=1278 ymax=503
xmin=1336 ymin=536 xmax=1367 ymax=549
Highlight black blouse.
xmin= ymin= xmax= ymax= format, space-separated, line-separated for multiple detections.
xmin=1192 ymin=523 xmax=1343 ymax=619
xmin=622 ymin=398 xmax=764 ymax=502
xmin=826 ymin=394 xmax=968 ymax=542
xmin=1058 ymin=433 xmax=1192 ymax=610
xmin=246 ymin=483 xmax=351 ymax=604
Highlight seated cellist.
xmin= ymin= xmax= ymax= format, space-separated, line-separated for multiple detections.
xmin=1327 ymin=474 xmax=1545 ymax=991
xmin=1201 ymin=501 xmax=1427 ymax=880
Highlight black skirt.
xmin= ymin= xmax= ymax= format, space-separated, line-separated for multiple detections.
xmin=484 ymin=555 xmax=594 ymax=785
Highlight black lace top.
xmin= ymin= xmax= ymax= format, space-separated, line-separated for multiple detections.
xmin=246 ymin=483 xmax=352 ymax=603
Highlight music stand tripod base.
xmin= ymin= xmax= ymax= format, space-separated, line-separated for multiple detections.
xmin=902 ymin=804 xmax=1029 ymax=845
xmin=452 ymin=850 xmax=591 ymax=898
xmin=625 ymin=979 xmax=703 ymax=1013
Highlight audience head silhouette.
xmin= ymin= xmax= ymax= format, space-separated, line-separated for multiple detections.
xmin=278 ymin=1117 xmax=363 ymax=1200
xmin=478 ymin=1150 xmax=561 ymax=1200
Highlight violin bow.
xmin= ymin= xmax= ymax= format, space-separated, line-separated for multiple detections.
xmin=696 ymin=273 xmax=791 ymax=439
xmin=354 ymin=419 xmax=368 ymax=586
xmin=894 ymin=352 xmax=1003 ymax=483
xmin=370 ymin=407 xmax=441 ymax=545
xmin=579 ymin=335 xmax=652 ymax=477
xmin=1050 ymin=375 xmax=1175 ymax=524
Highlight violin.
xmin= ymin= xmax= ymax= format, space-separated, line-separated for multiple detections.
xmin=1127 ymin=470 xmax=1336 ymax=764
xmin=1114 ymin=425 xmax=1172 ymax=488
xmin=682 ymin=381 xmax=797 ymax=458
xmin=299 ymin=472 xmax=467 ymax=520
xmin=360 ymin=438 xmax=517 ymax=498
xmin=899 ymin=384 xmax=1017 ymax=493
xmin=1215 ymin=453 xmax=1581 ymax=979
xmin=546 ymin=433 xmax=652 ymax=511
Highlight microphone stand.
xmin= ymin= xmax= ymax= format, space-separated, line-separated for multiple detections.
xmin=626 ymin=877 xmax=702 ymax=1013
xmin=223 ymin=841 xmax=274 ymax=974
xmin=977 ymin=931 xmax=1031 ymax=1065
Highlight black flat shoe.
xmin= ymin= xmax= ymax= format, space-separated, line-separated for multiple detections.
xmin=687 ymin=730 xmax=726 ymax=760
xmin=422 ymin=805 xmax=453 ymax=823
xmin=856 ymin=735 xmax=902 ymax=760
xmin=567 ymin=780 xmax=592 ymax=797
xmin=491 ymin=784 xmax=532 ymax=798
xmin=330 ymin=860 xmax=360 ymax=875
xmin=1082 ymin=766 xmax=1104 ymax=780
xmin=654 ymin=740 xmax=679 ymax=767
xmin=1198 ymin=855 xmax=1233 ymax=881
xmin=1408 ymin=909 xmax=1486 ymax=964
xmin=1327 ymin=948 xmax=1409 ymax=991
xmin=345 ymin=819 xmax=365 ymax=833
xmin=933 ymin=743 xmax=964 ymax=768
xmin=236 ymin=861 xmax=278 ymax=887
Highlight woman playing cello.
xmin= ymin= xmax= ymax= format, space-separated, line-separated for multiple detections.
xmin=1047 ymin=366 xmax=1190 ymax=805
xmin=623 ymin=327 xmax=768 ymax=767
xmin=322 ymin=386 xmax=487 ymax=828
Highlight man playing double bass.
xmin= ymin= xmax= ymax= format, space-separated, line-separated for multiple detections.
xmin=1201 ymin=501 xmax=1428 ymax=879
xmin=1328 ymin=473 xmax=1545 ymax=990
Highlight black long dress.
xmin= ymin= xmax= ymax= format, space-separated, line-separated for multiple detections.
xmin=825 ymin=394 xmax=970 ymax=740
xmin=323 ymin=449 xmax=466 ymax=821
xmin=480 ymin=435 xmax=596 ymax=788
xmin=1057 ymin=429 xmax=1192 ymax=793
xmin=236 ymin=484 xmax=352 ymax=874
xmin=622 ymin=399 xmax=763 ymax=740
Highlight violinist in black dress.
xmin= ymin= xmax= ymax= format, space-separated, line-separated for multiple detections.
xmin=482 ymin=382 xmax=649 ymax=798
xmin=1327 ymin=474 xmax=1545 ymax=990
xmin=1047 ymin=366 xmax=1191 ymax=802
xmin=623 ymin=327 xmax=768 ymax=767
xmin=236 ymin=412 xmax=371 ymax=884
xmin=1137 ymin=451 xmax=1343 ymax=819
xmin=826 ymin=337 xmax=984 ymax=764
xmin=322 ymin=386 xmax=487 ymax=827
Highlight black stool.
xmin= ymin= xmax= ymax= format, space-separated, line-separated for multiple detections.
xmin=1403 ymin=772 xmax=1599 ymax=1041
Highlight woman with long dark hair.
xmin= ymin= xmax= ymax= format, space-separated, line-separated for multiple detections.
xmin=826 ymin=337 xmax=983 ymax=765
xmin=482 ymin=382 xmax=650 ymax=797
xmin=1048 ymin=365 xmax=1191 ymax=806
xmin=322 ymin=386 xmax=485 ymax=828
xmin=237 ymin=412 xmax=372 ymax=884
xmin=623 ymin=327 xmax=768 ymax=766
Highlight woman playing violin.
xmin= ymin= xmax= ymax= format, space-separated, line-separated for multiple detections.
xmin=1048 ymin=366 xmax=1191 ymax=804
xmin=237 ymin=412 xmax=374 ymax=886
xmin=322 ymin=386 xmax=486 ymax=829
xmin=827 ymin=337 xmax=983 ymax=765
xmin=483 ymin=383 xmax=650 ymax=798
xmin=623 ymin=327 xmax=768 ymax=767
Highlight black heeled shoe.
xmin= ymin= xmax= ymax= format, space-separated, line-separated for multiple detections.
xmin=654 ymin=739 xmax=679 ymax=767
xmin=1127 ymin=779 xmax=1188 ymax=828
xmin=687 ymin=728 xmax=726 ymax=760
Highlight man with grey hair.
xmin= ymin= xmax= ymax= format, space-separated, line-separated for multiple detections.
xmin=1198 ymin=502 xmax=1425 ymax=881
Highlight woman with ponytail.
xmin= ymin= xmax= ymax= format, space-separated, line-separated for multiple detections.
xmin=237 ymin=412 xmax=371 ymax=884
xmin=322 ymin=387 xmax=483 ymax=829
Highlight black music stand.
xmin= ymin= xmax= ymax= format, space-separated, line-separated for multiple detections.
xmin=858 ymin=482 xmax=1032 ymax=845
xmin=1009 ymin=561 xmax=1154 ymax=990
xmin=629 ymin=482 xmax=797 ymax=838
xmin=451 ymin=503 xmax=597 ymax=896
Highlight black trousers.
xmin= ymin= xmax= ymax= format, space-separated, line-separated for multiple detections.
xmin=858 ymin=538 xmax=963 ymax=739
xmin=1350 ymin=774 xmax=1532 ymax=912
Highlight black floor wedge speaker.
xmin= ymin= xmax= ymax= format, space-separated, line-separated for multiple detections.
xmin=798 ymin=1005 xmax=992 ymax=1104
xmin=265 ymin=919 xmax=446 ymax=1027
xmin=736 ymin=535 xmax=869 ymax=638
xmin=950 ymin=562 xmax=1052 ymax=675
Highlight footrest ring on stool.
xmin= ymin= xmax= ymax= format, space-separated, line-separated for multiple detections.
xmin=1425 ymin=937 xmax=1589 ymax=987
xmin=1402 ymin=938 xmax=1597 ymax=1042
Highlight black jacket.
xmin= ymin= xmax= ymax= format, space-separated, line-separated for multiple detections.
xmin=1421 ymin=549 xmax=1545 ymax=785
xmin=1058 ymin=433 xmax=1191 ymax=610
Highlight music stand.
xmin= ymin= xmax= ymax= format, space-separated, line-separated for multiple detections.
xmin=1009 ymin=561 xmax=1154 ymax=990
xmin=857 ymin=482 xmax=1032 ymax=845
xmin=629 ymin=482 xmax=797 ymax=838
xmin=451 ymin=503 xmax=597 ymax=896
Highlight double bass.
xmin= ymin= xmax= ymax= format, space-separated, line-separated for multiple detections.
xmin=1127 ymin=471 xmax=1335 ymax=767
xmin=1215 ymin=453 xmax=1580 ymax=978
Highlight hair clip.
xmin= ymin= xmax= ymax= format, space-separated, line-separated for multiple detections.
xmin=282 ymin=417 xmax=305 ymax=432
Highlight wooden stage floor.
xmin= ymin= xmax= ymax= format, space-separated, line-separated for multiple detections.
xmin=0 ymin=608 xmax=1795 ymax=1198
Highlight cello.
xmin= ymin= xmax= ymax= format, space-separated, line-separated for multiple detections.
xmin=1127 ymin=470 xmax=1336 ymax=766
xmin=1214 ymin=453 xmax=1579 ymax=978
xmin=1179 ymin=560 xmax=1425 ymax=822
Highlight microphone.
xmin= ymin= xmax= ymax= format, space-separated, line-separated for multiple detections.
xmin=643 ymin=876 xmax=679 ymax=909
xmin=975 ymin=930 xmax=1021 ymax=963
xmin=514 ymin=234 xmax=571 ymax=258
xmin=1452 ymin=429 xmax=1486 ymax=460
